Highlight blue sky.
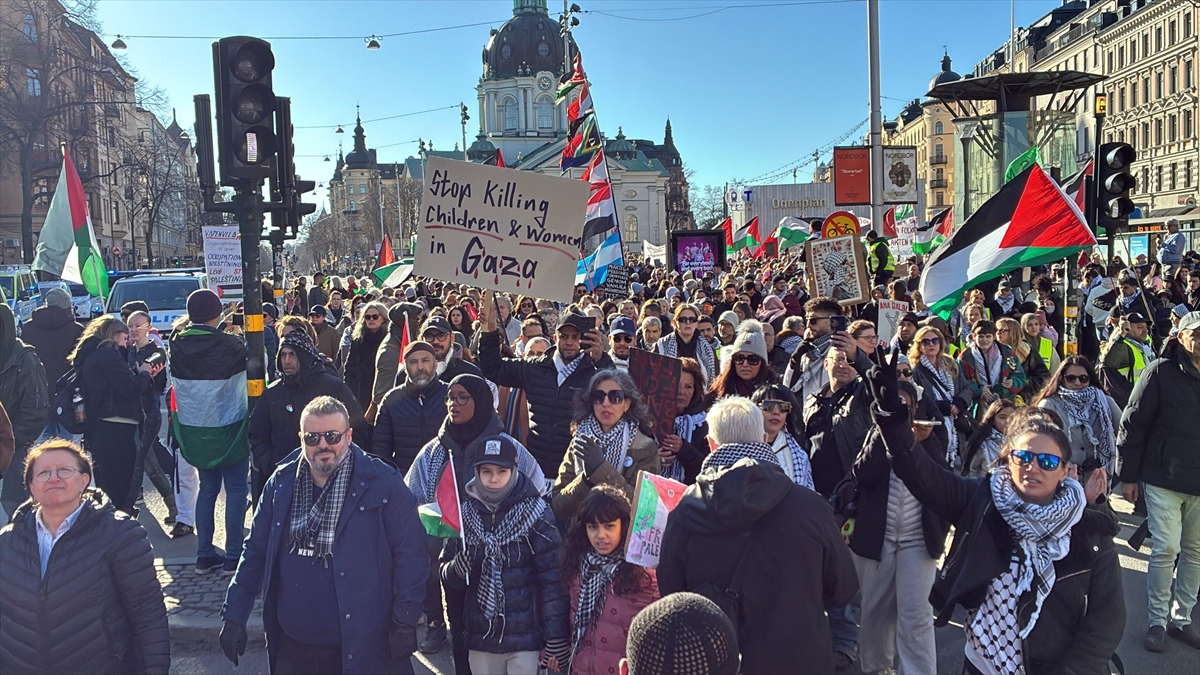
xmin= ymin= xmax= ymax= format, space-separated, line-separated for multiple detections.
xmin=94 ymin=0 xmax=1062 ymax=207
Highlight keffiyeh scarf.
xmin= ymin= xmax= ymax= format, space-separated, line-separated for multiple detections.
xmin=554 ymin=348 xmax=584 ymax=386
xmin=772 ymin=431 xmax=814 ymax=489
xmin=289 ymin=449 xmax=355 ymax=567
xmin=659 ymin=333 xmax=717 ymax=385
xmin=701 ymin=442 xmax=780 ymax=475
xmin=460 ymin=492 xmax=548 ymax=639
xmin=968 ymin=342 xmax=1003 ymax=386
xmin=1055 ymin=388 xmax=1117 ymax=467
xmin=920 ymin=355 xmax=961 ymax=465
xmin=968 ymin=466 xmax=1085 ymax=675
xmin=663 ymin=412 xmax=707 ymax=481
xmin=576 ymin=415 xmax=635 ymax=473
xmin=570 ymin=550 xmax=623 ymax=657
xmin=979 ymin=427 xmax=1007 ymax=470
xmin=995 ymin=291 xmax=1016 ymax=315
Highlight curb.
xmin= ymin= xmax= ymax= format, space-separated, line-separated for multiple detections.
xmin=169 ymin=615 xmax=265 ymax=648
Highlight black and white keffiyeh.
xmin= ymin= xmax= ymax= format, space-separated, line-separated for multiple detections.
xmin=576 ymin=415 xmax=636 ymax=472
xmin=920 ymin=355 xmax=961 ymax=465
xmin=570 ymin=550 xmax=623 ymax=657
xmin=460 ymin=492 xmax=548 ymax=639
xmin=658 ymin=333 xmax=717 ymax=385
xmin=968 ymin=342 xmax=1002 ymax=386
xmin=968 ymin=466 xmax=1085 ymax=675
xmin=662 ymin=412 xmax=707 ymax=481
xmin=979 ymin=427 xmax=1007 ymax=470
xmin=995 ymin=291 xmax=1016 ymax=315
xmin=1055 ymin=388 xmax=1117 ymax=467
xmin=289 ymin=449 xmax=355 ymax=567
xmin=701 ymin=442 xmax=780 ymax=475
xmin=772 ymin=432 xmax=814 ymax=490
xmin=554 ymin=348 xmax=584 ymax=386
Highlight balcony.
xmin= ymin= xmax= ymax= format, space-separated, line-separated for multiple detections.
xmin=930 ymin=155 xmax=948 ymax=165
xmin=930 ymin=178 xmax=948 ymax=189
xmin=104 ymin=103 xmax=120 ymax=118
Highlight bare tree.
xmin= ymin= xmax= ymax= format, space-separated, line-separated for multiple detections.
xmin=692 ymin=184 xmax=727 ymax=230
xmin=119 ymin=113 xmax=188 ymax=266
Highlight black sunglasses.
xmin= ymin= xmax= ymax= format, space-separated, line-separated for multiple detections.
xmin=676 ymin=315 xmax=698 ymax=324
xmin=611 ymin=334 xmax=634 ymax=343
xmin=920 ymin=337 xmax=942 ymax=346
xmin=897 ymin=368 xmax=913 ymax=377
xmin=1063 ymin=374 xmax=1090 ymax=385
xmin=302 ymin=430 xmax=348 ymax=447
xmin=732 ymin=353 xmax=763 ymax=366
xmin=758 ymin=399 xmax=792 ymax=414
xmin=1011 ymin=449 xmax=1063 ymax=472
xmin=590 ymin=390 xmax=627 ymax=405
xmin=364 ymin=313 xmax=382 ymax=321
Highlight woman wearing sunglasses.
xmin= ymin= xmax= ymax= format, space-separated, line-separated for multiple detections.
xmin=658 ymin=358 xmax=709 ymax=485
xmin=908 ymin=325 xmax=975 ymax=468
xmin=342 ymin=300 xmax=390 ymax=411
xmin=707 ymin=320 xmax=775 ymax=400
xmin=654 ymin=304 xmax=717 ymax=385
xmin=552 ymin=370 xmax=659 ymax=522
xmin=996 ymin=316 xmax=1051 ymax=400
xmin=751 ymin=384 xmax=812 ymax=489
xmin=866 ymin=356 xmax=1121 ymax=675
xmin=1033 ymin=357 xmax=1121 ymax=471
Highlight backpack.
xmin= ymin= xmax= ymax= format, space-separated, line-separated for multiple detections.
xmin=52 ymin=368 xmax=87 ymax=435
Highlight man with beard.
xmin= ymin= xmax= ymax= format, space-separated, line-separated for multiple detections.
xmin=891 ymin=312 xmax=919 ymax=355
xmin=248 ymin=331 xmax=366 ymax=504
xmin=308 ymin=305 xmax=341 ymax=363
xmin=222 ymin=396 xmax=426 ymax=674
xmin=607 ymin=316 xmax=637 ymax=369
xmin=372 ymin=303 xmax=424 ymax=416
xmin=397 ymin=316 xmax=484 ymax=387
xmin=784 ymin=296 xmax=843 ymax=405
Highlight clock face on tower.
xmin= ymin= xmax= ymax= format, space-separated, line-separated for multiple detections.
xmin=537 ymin=75 xmax=553 ymax=91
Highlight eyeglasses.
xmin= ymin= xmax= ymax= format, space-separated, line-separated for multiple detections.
xmin=1063 ymin=374 xmax=1090 ymax=385
xmin=1011 ymin=449 xmax=1063 ymax=472
xmin=364 ymin=314 xmax=382 ymax=321
xmin=676 ymin=315 xmax=698 ymax=324
xmin=422 ymin=331 xmax=449 ymax=341
xmin=857 ymin=334 xmax=878 ymax=343
xmin=590 ymin=389 xmax=627 ymax=405
xmin=807 ymin=316 xmax=831 ymax=325
xmin=920 ymin=337 xmax=942 ymax=346
xmin=33 ymin=467 xmax=81 ymax=483
xmin=446 ymin=393 xmax=473 ymax=406
xmin=302 ymin=430 xmax=349 ymax=447
xmin=758 ymin=399 xmax=792 ymax=414
xmin=611 ymin=334 xmax=634 ymax=343
xmin=732 ymin=353 xmax=763 ymax=366
xmin=897 ymin=368 xmax=913 ymax=377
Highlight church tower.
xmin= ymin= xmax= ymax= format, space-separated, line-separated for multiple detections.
xmin=476 ymin=0 xmax=579 ymax=160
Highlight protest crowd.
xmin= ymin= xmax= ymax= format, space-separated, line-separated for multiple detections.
xmin=2 ymin=228 xmax=1200 ymax=675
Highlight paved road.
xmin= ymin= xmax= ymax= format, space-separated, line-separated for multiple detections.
xmin=170 ymin=645 xmax=451 ymax=675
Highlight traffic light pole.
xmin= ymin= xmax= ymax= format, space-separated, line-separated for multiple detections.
xmin=236 ymin=185 xmax=267 ymax=410
xmin=1093 ymin=110 xmax=1113 ymax=262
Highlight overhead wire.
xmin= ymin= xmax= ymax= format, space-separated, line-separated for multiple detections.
xmin=295 ymin=105 xmax=459 ymax=130
xmin=742 ymin=117 xmax=868 ymax=185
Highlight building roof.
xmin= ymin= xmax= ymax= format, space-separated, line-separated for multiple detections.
xmin=164 ymin=108 xmax=188 ymax=147
xmin=343 ymin=111 xmax=377 ymax=170
xmin=482 ymin=0 xmax=578 ymax=80
xmin=330 ymin=148 xmax=344 ymax=184
xmin=928 ymin=70 xmax=1105 ymax=109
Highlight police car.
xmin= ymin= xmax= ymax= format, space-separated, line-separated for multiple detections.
xmin=0 ymin=265 xmax=41 ymax=324
xmin=101 ymin=270 xmax=207 ymax=334
xmin=37 ymin=280 xmax=96 ymax=321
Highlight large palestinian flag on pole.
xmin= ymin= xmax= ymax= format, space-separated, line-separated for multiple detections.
xmin=32 ymin=147 xmax=109 ymax=299
xmin=919 ymin=164 xmax=1095 ymax=319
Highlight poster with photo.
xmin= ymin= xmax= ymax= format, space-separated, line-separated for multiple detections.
xmin=804 ymin=234 xmax=870 ymax=306
xmin=669 ymin=230 xmax=725 ymax=275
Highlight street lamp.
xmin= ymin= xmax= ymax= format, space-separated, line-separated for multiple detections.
xmin=111 ymin=35 xmax=127 ymax=50
xmin=335 ymin=126 xmax=344 ymax=134
xmin=365 ymin=36 xmax=381 ymax=50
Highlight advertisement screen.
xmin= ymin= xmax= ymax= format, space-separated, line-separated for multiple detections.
xmin=669 ymin=231 xmax=725 ymax=275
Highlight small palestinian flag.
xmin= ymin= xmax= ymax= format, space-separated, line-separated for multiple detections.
xmin=372 ymin=259 xmax=414 ymax=288
xmin=913 ymin=207 xmax=953 ymax=255
xmin=32 ymin=147 xmax=109 ymax=299
xmin=732 ymin=216 xmax=760 ymax=253
xmin=919 ymin=164 xmax=1095 ymax=319
xmin=375 ymin=234 xmax=396 ymax=269
xmin=419 ymin=459 xmax=463 ymax=538
xmin=773 ymin=217 xmax=812 ymax=251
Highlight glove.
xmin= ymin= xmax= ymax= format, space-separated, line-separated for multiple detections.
xmin=451 ymin=549 xmax=473 ymax=580
xmin=572 ymin=435 xmax=606 ymax=475
xmin=388 ymin=622 xmax=418 ymax=659
xmin=219 ymin=619 xmax=247 ymax=666
xmin=864 ymin=345 xmax=904 ymax=415
xmin=542 ymin=637 xmax=572 ymax=669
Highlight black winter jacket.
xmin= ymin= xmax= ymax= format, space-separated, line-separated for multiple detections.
xmin=878 ymin=407 xmax=1126 ymax=674
xmin=0 ymin=305 xmax=47 ymax=463
xmin=0 ymin=490 xmax=170 ymax=674
xmin=1117 ymin=343 xmax=1200 ymax=495
xmin=477 ymin=330 xmax=614 ymax=478
xmin=75 ymin=339 xmax=153 ymax=425
xmin=20 ymin=305 xmax=82 ymax=390
xmin=441 ymin=475 xmax=569 ymax=654
xmin=658 ymin=460 xmax=859 ymax=675
xmin=802 ymin=379 xmax=873 ymax=493
xmin=343 ymin=326 xmax=387 ymax=410
xmin=373 ymin=379 xmax=449 ymax=473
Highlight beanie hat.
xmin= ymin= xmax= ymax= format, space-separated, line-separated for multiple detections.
xmin=403 ymin=340 xmax=437 ymax=361
xmin=45 ymin=287 xmax=73 ymax=310
xmin=625 ymin=593 xmax=739 ymax=675
xmin=730 ymin=320 xmax=769 ymax=361
xmin=718 ymin=310 xmax=740 ymax=329
xmin=280 ymin=330 xmax=321 ymax=363
xmin=186 ymin=289 xmax=223 ymax=324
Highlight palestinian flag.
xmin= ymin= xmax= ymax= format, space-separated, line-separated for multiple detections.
xmin=32 ymin=147 xmax=109 ymax=299
xmin=169 ymin=326 xmax=249 ymax=470
xmin=373 ymin=258 xmax=414 ymax=288
xmin=731 ymin=216 xmax=760 ymax=253
xmin=773 ymin=216 xmax=811 ymax=251
xmin=561 ymin=115 xmax=603 ymax=171
xmin=718 ymin=217 xmax=734 ymax=254
xmin=556 ymin=53 xmax=587 ymax=102
xmin=375 ymin=234 xmax=396 ymax=269
xmin=566 ymin=80 xmax=594 ymax=137
xmin=919 ymin=164 xmax=1095 ymax=319
xmin=419 ymin=458 xmax=463 ymax=538
xmin=913 ymin=207 xmax=953 ymax=255
xmin=1061 ymin=160 xmax=1092 ymax=213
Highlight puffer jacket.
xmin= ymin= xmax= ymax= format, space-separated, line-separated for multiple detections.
xmin=371 ymin=303 xmax=423 ymax=415
xmin=343 ymin=325 xmax=387 ymax=410
xmin=0 ymin=489 xmax=169 ymax=674
xmin=75 ymin=338 xmax=153 ymax=425
xmin=567 ymin=568 xmax=659 ymax=675
xmin=441 ymin=474 xmax=570 ymax=654
xmin=20 ymin=304 xmax=83 ymax=390
xmin=478 ymin=330 xmax=615 ymax=478
xmin=551 ymin=427 xmax=659 ymax=523
xmin=1117 ymin=341 xmax=1200 ymax=495
xmin=372 ymin=378 xmax=449 ymax=473
xmin=877 ymin=406 xmax=1126 ymax=674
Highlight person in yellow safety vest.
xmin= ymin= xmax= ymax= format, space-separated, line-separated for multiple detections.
xmin=1021 ymin=312 xmax=1061 ymax=374
xmin=865 ymin=230 xmax=895 ymax=286
xmin=1101 ymin=311 xmax=1156 ymax=408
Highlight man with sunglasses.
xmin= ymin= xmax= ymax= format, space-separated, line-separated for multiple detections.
xmin=784 ymin=296 xmax=843 ymax=405
xmin=395 ymin=316 xmax=485 ymax=392
xmin=223 ymin=396 xmax=428 ymax=674
xmin=608 ymin=316 xmax=637 ymax=369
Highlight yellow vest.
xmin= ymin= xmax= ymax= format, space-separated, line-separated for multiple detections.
xmin=1117 ymin=338 xmax=1148 ymax=383
xmin=1037 ymin=336 xmax=1054 ymax=369
xmin=868 ymin=240 xmax=895 ymax=274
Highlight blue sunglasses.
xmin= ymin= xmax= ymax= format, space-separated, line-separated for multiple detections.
xmin=1011 ymin=449 xmax=1063 ymax=472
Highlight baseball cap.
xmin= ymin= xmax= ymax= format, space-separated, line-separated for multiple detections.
xmin=473 ymin=435 xmax=518 ymax=470
xmin=1125 ymin=311 xmax=1149 ymax=324
xmin=998 ymin=279 xmax=1012 ymax=290
xmin=420 ymin=316 xmax=452 ymax=336
xmin=609 ymin=316 xmax=636 ymax=337
xmin=308 ymin=304 xmax=327 ymax=316
xmin=1178 ymin=311 xmax=1200 ymax=333
xmin=557 ymin=311 xmax=592 ymax=333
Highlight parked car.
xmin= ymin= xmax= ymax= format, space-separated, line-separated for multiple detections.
xmin=0 ymin=264 xmax=42 ymax=324
xmin=100 ymin=271 xmax=207 ymax=335
xmin=37 ymin=280 xmax=96 ymax=321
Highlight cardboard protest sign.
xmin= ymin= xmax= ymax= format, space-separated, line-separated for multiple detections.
xmin=877 ymin=299 xmax=910 ymax=345
xmin=202 ymin=226 xmax=243 ymax=302
xmin=414 ymin=157 xmax=589 ymax=303
xmin=601 ymin=265 xmax=631 ymax=299
xmin=804 ymin=234 xmax=869 ymax=306
xmin=628 ymin=348 xmax=681 ymax=443
xmin=626 ymin=471 xmax=688 ymax=568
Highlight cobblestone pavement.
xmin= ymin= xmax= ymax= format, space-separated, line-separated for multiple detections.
xmin=156 ymin=561 xmax=262 ymax=621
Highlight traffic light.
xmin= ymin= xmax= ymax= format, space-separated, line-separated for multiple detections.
xmin=213 ymin=37 xmax=277 ymax=184
xmin=1096 ymin=142 xmax=1136 ymax=231
xmin=460 ymin=103 xmax=470 ymax=126
xmin=290 ymin=178 xmax=317 ymax=236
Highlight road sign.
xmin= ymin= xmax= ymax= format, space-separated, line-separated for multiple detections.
xmin=822 ymin=211 xmax=861 ymax=238
xmin=112 ymin=245 xmax=122 ymax=255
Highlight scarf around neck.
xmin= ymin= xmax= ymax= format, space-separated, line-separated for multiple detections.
xmin=570 ymin=550 xmax=624 ymax=658
xmin=1055 ymin=388 xmax=1117 ymax=467
xmin=660 ymin=332 xmax=717 ymax=384
xmin=919 ymin=355 xmax=960 ymax=464
xmin=289 ymin=448 xmax=355 ymax=567
xmin=701 ymin=441 xmax=780 ymax=475
xmin=554 ymin=348 xmax=584 ymax=386
xmin=969 ymin=342 xmax=1003 ymax=386
xmin=995 ymin=292 xmax=1016 ymax=314
xmin=576 ymin=416 xmax=635 ymax=474
xmin=771 ymin=431 xmax=814 ymax=489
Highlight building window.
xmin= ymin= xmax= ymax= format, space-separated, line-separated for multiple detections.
xmin=624 ymin=214 xmax=638 ymax=241
xmin=1169 ymin=114 xmax=1178 ymax=142
xmin=1119 ymin=87 xmax=1126 ymax=111
xmin=107 ymin=126 xmax=115 ymax=145
xmin=1107 ymin=52 xmax=1113 ymax=73
xmin=1129 ymin=38 xmax=1137 ymax=63
xmin=935 ymin=142 xmax=943 ymax=157
xmin=502 ymin=96 xmax=517 ymax=131
xmin=1170 ymin=65 xmax=1178 ymax=94
xmin=1186 ymin=160 xmax=1193 ymax=188
xmin=1142 ymin=167 xmax=1150 ymax=192
xmin=1156 ymin=166 xmax=1162 ymax=191
xmin=934 ymin=121 xmax=943 ymax=135
xmin=26 ymin=69 xmax=40 ymax=97
xmin=359 ymin=183 xmax=366 ymax=194
xmin=111 ymin=201 xmax=120 ymax=225
xmin=1155 ymin=119 xmax=1163 ymax=145
xmin=1117 ymin=47 xmax=1124 ymax=69
xmin=1155 ymin=71 xmax=1163 ymax=98
xmin=349 ymin=200 xmax=356 ymax=212
xmin=1185 ymin=12 xmax=1193 ymax=38
xmin=936 ymin=192 xmax=944 ymax=206
xmin=1131 ymin=82 xmax=1138 ymax=107
xmin=1143 ymin=122 xmax=1150 ymax=145
xmin=536 ymin=96 xmax=553 ymax=129
xmin=1169 ymin=20 xmax=1176 ymax=46
xmin=1185 ymin=109 xmax=1194 ymax=139
xmin=1170 ymin=163 xmax=1177 ymax=190
xmin=1130 ymin=125 xmax=1137 ymax=147
xmin=1155 ymin=26 xmax=1162 ymax=51
xmin=1142 ymin=33 xmax=1149 ymax=57
xmin=1186 ymin=60 xmax=1194 ymax=89
xmin=537 ymin=42 xmax=550 ymax=58
xmin=22 ymin=14 xmax=37 ymax=42
xmin=1143 ymin=77 xmax=1150 ymax=101
xmin=500 ymin=44 xmax=511 ymax=60
xmin=347 ymin=184 xmax=354 ymax=194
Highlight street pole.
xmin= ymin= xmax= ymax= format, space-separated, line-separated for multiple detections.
xmin=1093 ymin=99 xmax=1112 ymax=261
xmin=236 ymin=184 xmax=266 ymax=411
xmin=867 ymin=0 xmax=885 ymax=231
